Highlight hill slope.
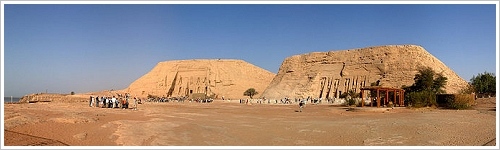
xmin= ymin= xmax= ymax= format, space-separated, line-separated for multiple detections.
xmin=261 ymin=45 xmax=468 ymax=99
xmin=125 ymin=59 xmax=276 ymax=99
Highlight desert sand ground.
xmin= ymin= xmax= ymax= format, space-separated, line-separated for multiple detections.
xmin=3 ymin=98 xmax=497 ymax=147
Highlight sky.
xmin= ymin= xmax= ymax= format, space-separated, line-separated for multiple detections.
xmin=2 ymin=3 xmax=498 ymax=97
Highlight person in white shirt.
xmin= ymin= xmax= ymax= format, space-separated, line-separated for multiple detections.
xmin=112 ymin=96 xmax=117 ymax=108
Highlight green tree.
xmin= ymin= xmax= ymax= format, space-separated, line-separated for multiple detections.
xmin=470 ymin=71 xmax=496 ymax=95
xmin=243 ymin=88 xmax=258 ymax=99
xmin=409 ymin=67 xmax=448 ymax=93
xmin=405 ymin=67 xmax=448 ymax=107
xmin=432 ymin=73 xmax=448 ymax=94
xmin=70 ymin=91 xmax=75 ymax=95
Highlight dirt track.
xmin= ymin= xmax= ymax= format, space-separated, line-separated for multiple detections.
xmin=3 ymin=98 xmax=497 ymax=147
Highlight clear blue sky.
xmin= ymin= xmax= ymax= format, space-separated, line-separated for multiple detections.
xmin=3 ymin=4 xmax=497 ymax=97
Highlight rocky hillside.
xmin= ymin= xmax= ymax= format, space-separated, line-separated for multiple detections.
xmin=19 ymin=93 xmax=90 ymax=103
xmin=261 ymin=45 xmax=468 ymax=99
xmin=125 ymin=59 xmax=276 ymax=100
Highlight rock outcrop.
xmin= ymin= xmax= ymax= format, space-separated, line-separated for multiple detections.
xmin=261 ymin=45 xmax=468 ymax=99
xmin=125 ymin=59 xmax=275 ymax=99
xmin=19 ymin=93 xmax=90 ymax=103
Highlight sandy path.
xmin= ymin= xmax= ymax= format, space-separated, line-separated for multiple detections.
xmin=3 ymin=98 xmax=497 ymax=147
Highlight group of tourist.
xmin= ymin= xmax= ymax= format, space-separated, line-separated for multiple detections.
xmin=146 ymin=96 xmax=217 ymax=103
xmin=238 ymin=97 xmax=317 ymax=105
xmin=237 ymin=97 xmax=308 ymax=112
xmin=147 ymin=97 xmax=186 ymax=103
xmin=89 ymin=93 xmax=140 ymax=110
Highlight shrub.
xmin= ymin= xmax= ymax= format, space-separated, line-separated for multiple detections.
xmin=243 ymin=88 xmax=258 ymax=99
xmin=340 ymin=90 xmax=359 ymax=99
xmin=339 ymin=92 xmax=349 ymax=99
xmin=436 ymin=94 xmax=454 ymax=107
xmin=437 ymin=94 xmax=475 ymax=109
xmin=408 ymin=90 xmax=437 ymax=108
xmin=341 ymin=90 xmax=360 ymax=106
xmin=448 ymin=94 xmax=474 ymax=110
xmin=345 ymin=98 xmax=356 ymax=106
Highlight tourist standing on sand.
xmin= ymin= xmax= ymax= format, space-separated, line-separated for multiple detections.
xmin=109 ymin=96 xmax=112 ymax=108
xmin=116 ymin=97 xmax=120 ymax=108
xmin=89 ymin=96 xmax=93 ymax=107
xmin=105 ymin=97 xmax=109 ymax=108
xmin=299 ymin=99 xmax=306 ymax=112
xmin=133 ymin=97 xmax=138 ymax=110
xmin=95 ymin=96 xmax=99 ymax=107
xmin=109 ymin=96 xmax=113 ymax=108
xmin=112 ymin=96 xmax=117 ymax=108
xmin=118 ymin=98 xmax=122 ymax=108
xmin=120 ymin=98 xmax=123 ymax=109
xmin=108 ymin=97 xmax=113 ymax=108
xmin=101 ymin=96 xmax=104 ymax=108
xmin=125 ymin=93 xmax=130 ymax=109
xmin=103 ymin=97 xmax=106 ymax=108
xmin=123 ymin=98 xmax=127 ymax=108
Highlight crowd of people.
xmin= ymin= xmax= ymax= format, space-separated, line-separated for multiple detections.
xmin=145 ymin=96 xmax=214 ymax=103
xmin=146 ymin=96 xmax=186 ymax=103
xmin=88 ymin=93 xmax=331 ymax=113
xmin=89 ymin=93 xmax=141 ymax=110
xmin=236 ymin=97 xmax=309 ymax=112
xmin=238 ymin=96 xmax=329 ymax=105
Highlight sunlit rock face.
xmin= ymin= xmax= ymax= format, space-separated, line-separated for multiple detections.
xmin=126 ymin=59 xmax=275 ymax=99
xmin=261 ymin=45 xmax=468 ymax=99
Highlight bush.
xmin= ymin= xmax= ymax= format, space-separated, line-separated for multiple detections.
xmin=448 ymin=94 xmax=474 ymax=110
xmin=339 ymin=92 xmax=349 ymax=99
xmin=243 ymin=88 xmax=258 ymax=99
xmin=345 ymin=98 xmax=356 ymax=106
xmin=436 ymin=94 xmax=454 ymax=107
xmin=408 ymin=91 xmax=437 ymax=108
xmin=340 ymin=90 xmax=359 ymax=99
xmin=437 ymin=94 xmax=475 ymax=109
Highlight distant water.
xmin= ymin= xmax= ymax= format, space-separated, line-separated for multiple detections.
xmin=4 ymin=97 xmax=21 ymax=103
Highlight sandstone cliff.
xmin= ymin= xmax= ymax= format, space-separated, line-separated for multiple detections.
xmin=125 ymin=59 xmax=275 ymax=99
xmin=261 ymin=45 xmax=468 ymax=99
